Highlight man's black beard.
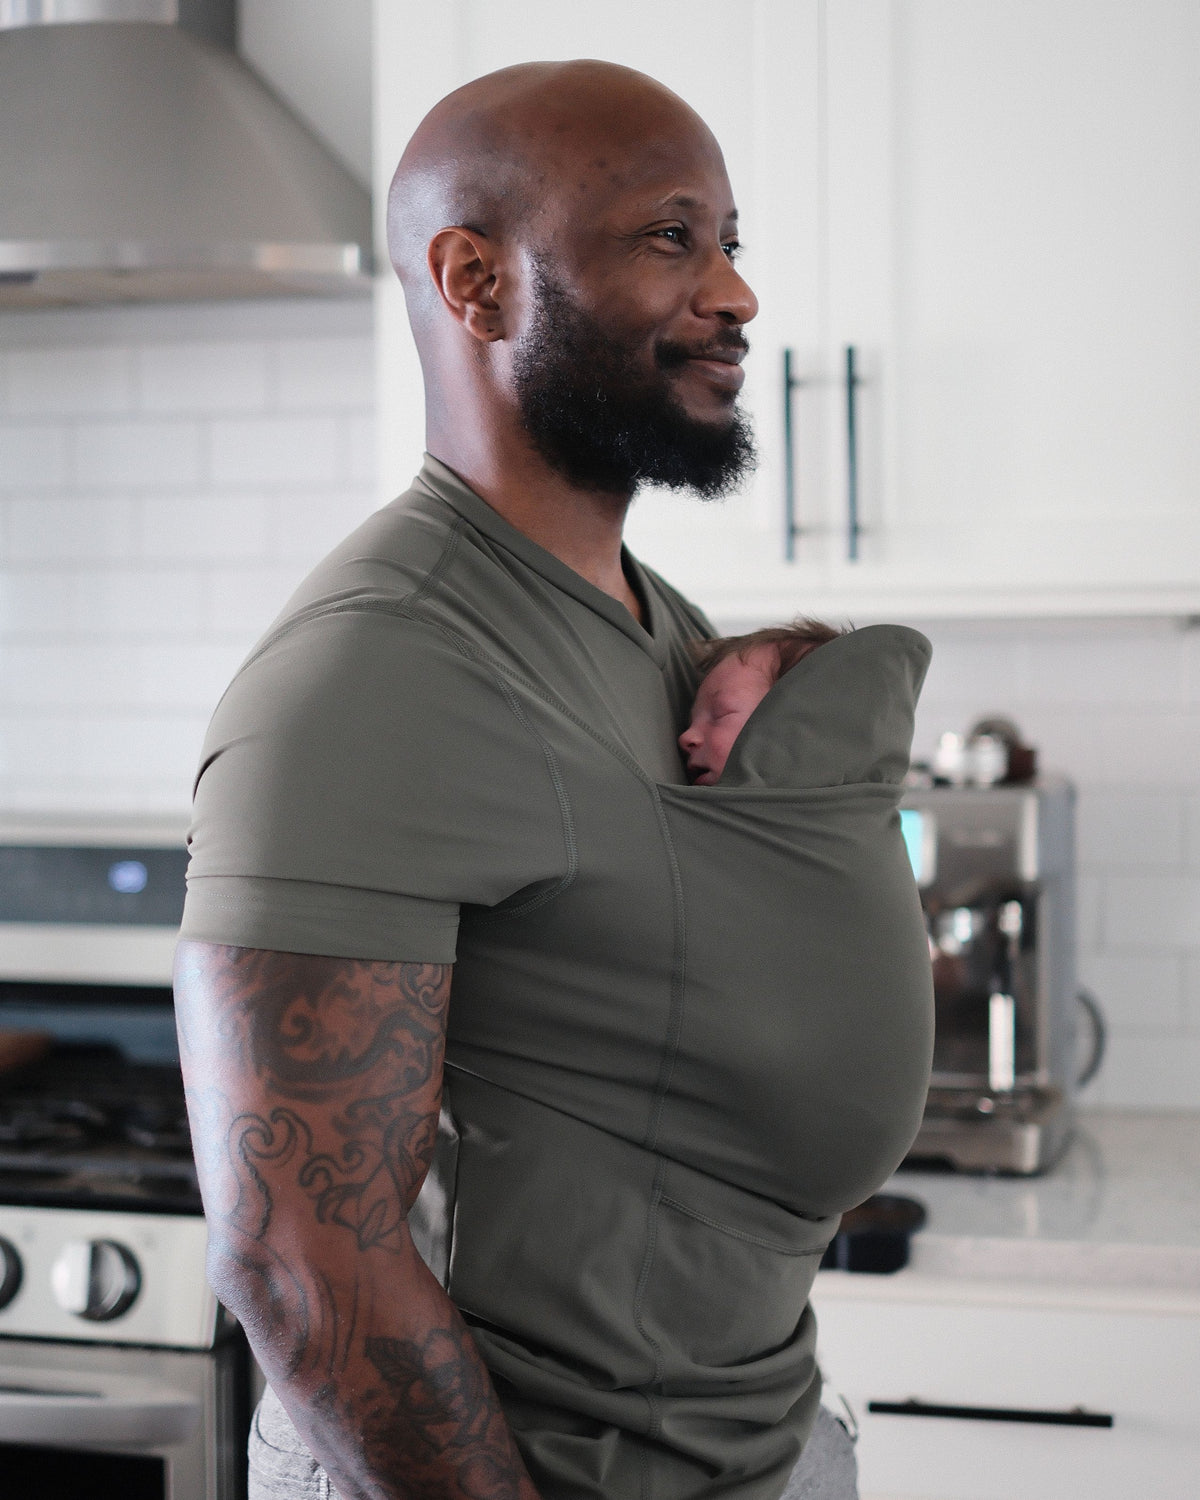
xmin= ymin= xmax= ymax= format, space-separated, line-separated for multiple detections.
xmin=511 ymin=267 xmax=757 ymax=499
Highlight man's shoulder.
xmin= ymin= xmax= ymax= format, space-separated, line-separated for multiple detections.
xmin=270 ymin=477 xmax=458 ymax=625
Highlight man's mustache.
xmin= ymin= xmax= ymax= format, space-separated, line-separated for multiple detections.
xmin=655 ymin=333 xmax=750 ymax=370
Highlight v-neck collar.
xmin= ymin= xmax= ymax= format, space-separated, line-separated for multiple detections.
xmin=412 ymin=455 xmax=669 ymax=668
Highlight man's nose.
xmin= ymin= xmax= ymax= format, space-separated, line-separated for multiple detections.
xmin=695 ymin=248 xmax=758 ymax=326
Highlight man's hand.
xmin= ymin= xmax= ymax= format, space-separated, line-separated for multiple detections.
xmin=174 ymin=941 xmax=540 ymax=1500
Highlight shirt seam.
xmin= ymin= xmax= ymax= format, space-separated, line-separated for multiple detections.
xmin=657 ymin=1196 xmax=830 ymax=1255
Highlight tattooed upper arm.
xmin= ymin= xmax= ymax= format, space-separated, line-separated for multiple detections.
xmin=173 ymin=943 xmax=452 ymax=1260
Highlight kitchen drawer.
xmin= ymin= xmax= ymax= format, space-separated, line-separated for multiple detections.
xmin=812 ymin=1286 xmax=1200 ymax=1500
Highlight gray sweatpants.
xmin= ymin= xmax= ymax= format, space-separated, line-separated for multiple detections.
xmin=248 ymin=1382 xmax=859 ymax=1500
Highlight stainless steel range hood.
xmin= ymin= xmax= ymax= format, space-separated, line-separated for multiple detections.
xmin=0 ymin=0 xmax=372 ymax=306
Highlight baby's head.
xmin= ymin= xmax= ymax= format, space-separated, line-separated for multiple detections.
xmin=679 ymin=618 xmax=844 ymax=784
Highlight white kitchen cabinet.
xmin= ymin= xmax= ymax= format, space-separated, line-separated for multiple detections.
xmin=375 ymin=2 xmax=1200 ymax=621
xmin=812 ymin=1275 xmax=1200 ymax=1500
xmin=812 ymin=0 xmax=1200 ymax=619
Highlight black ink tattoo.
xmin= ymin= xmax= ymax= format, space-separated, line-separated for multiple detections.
xmin=175 ymin=943 xmax=540 ymax=1498
xmin=361 ymin=1327 xmax=527 ymax=1500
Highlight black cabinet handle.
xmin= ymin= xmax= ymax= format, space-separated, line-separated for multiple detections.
xmin=845 ymin=345 xmax=861 ymax=561
xmin=867 ymin=1399 xmax=1114 ymax=1429
xmin=783 ymin=348 xmax=803 ymax=560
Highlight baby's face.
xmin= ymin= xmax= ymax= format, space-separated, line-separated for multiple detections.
xmin=679 ymin=644 xmax=779 ymax=785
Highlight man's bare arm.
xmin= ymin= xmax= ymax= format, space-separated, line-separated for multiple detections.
xmin=173 ymin=941 xmax=540 ymax=1500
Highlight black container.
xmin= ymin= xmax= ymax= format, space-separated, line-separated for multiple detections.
xmin=820 ymin=1193 xmax=927 ymax=1274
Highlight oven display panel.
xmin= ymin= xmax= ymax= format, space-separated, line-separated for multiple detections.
xmin=0 ymin=847 xmax=188 ymax=927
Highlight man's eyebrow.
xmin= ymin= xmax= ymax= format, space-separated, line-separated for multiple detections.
xmin=655 ymin=193 xmax=739 ymax=222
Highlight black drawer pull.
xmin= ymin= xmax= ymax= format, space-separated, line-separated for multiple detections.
xmin=783 ymin=347 xmax=803 ymax=560
xmin=868 ymin=1399 xmax=1114 ymax=1429
xmin=845 ymin=345 xmax=861 ymax=561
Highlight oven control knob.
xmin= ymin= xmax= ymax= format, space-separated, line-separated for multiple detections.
xmin=51 ymin=1238 xmax=141 ymax=1322
xmin=0 ymin=1237 xmax=22 ymax=1309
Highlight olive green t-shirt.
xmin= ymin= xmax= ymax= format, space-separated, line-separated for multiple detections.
xmin=182 ymin=457 xmax=934 ymax=1500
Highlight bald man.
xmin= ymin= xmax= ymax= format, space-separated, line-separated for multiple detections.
xmin=175 ymin=62 xmax=859 ymax=1500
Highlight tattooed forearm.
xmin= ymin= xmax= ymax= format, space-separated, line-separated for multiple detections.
xmin=358 ymin=1320 xmax=530 ymax=1500
xmin=174 ymin=942 xmax=541 ymax=1500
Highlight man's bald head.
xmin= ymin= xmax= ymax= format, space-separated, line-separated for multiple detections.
xmin=389 ymin=61 xmax=756 ymax=504
xmin=387 ymin=60 xmax=720 ymax=316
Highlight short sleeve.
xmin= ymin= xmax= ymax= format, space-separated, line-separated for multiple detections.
xmin=180 ymin=607 xmax=571 ymax=963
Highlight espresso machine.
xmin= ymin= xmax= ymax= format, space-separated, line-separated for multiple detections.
xmin=899 ymin=777 xmax=1077 ymax=1174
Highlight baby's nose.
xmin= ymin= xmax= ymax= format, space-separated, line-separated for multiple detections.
xmin=678 ymin=721 xmax=700 ymax=752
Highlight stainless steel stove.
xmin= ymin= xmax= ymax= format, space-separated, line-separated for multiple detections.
xmin=0 ymin=816 xmax=248 ymax=1500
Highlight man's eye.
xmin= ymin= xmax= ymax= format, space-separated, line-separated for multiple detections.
xmin=652 ymin=226 xmax=687 ymax=246
xmin=722 ymin=239 xmax=742 ymax=261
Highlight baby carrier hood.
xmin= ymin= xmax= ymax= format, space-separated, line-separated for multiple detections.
xmin=720 ymin=623 xmax=932 ymax=789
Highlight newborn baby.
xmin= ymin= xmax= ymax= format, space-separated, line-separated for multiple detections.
xmin=679 ymin=618 xmax=844 ymax=784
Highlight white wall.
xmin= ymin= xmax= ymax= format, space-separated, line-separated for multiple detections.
xmin=1 ymin=298 xmax=1198 ymax=1109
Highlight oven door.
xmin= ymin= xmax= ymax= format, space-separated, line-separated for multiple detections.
xmin=0 ymin=1335 xmax=247 ymax=1500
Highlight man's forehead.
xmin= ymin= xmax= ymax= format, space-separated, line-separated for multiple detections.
xmin=562 ymin=151 xmax=739 ymax=229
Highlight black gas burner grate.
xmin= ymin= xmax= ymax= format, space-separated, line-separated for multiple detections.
xmin=0 ymin=1043 xmax=201 ymax=1212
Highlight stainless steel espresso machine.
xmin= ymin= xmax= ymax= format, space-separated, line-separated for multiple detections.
xmin=899 ymin=778 xmax=1077 ymax=1174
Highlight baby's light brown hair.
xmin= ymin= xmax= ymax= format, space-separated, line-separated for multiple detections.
xmin=692 ymin=617 xmax=846 ymax=683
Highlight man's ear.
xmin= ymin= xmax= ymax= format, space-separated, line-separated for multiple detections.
xmin=427 ymin=227 xmax=505 ymax=342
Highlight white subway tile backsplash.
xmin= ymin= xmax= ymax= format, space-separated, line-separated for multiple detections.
xmin=136 ymin=641 xmax=251 ymax=710
xmin=0 ymin=423 xmax=69 ymax=490
xmin=910 ymin=698 xmax=977 ymax=763
xmin=275 ymin=336 xmax=374 ymax=410
xmin=1076 ymin=872 xmax=1105 ymax=951
xmin=1183 ymin=954 xmax=1200 ymax=1028
xmin=1076 ymin=788 xmax=1185 ymax=870
xmin=1097 ymin=708 xmax=1200 ymax=787
xmin=265 ymin=489 xmax=377 ymax=563
xmin=1083 ymin=1033 xmax=1200 ymax=1110
xmin=915 ymin=639 xmax=1023 ymax=708
xmin=1103 ymin=873 xmax=1200 ymax=950
xmin=205 ymin=564 xmax=304 ymax=637
xmin=139 ymin=493 xmax=271 ymax=563
xmin=137 ymin=341 xmax=270 ymax=414
xmin=0 ymin=569 xmax=80 ymax=636
xmin=1186 ymin=797 xmax=1200 ymax=871
xmin=210 ymin=415 xmax=341 ymax=487
xmin=346 ymin=413 xmax=379 ymax=488
xmin=0 ymin=775 xmax=192 ymax=816
xmin=997 ymin=706 xmax=1112 ymax=784
xmin=0 ymin=642 xmax=138 ymax=709
xmin=75 ymin=418 xmax=203 ymax=489
xmin=6 ymin=346 xmax=134 ymax=416
xmin=0 ymin=711 xmax=207 ymax=788
xmin=1178 ymin=626 xmax=1200 ymax=700
xmin=1019 ymin=632 xmax=1185 ymax=706
xmin=1077 ymin=947 xmax=1185 ymax=1032
xmin=76 ymin=568 xmax=205 ymax=635
xmin=5 ymin=495 xmax=135 ymax=563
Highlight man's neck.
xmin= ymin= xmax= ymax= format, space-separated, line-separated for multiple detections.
xmin=429 ymin=433 xmax=643 ymax=622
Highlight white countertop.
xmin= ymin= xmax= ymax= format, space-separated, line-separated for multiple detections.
xmin=815 ymin=1110 xmax=1200 ymax=1306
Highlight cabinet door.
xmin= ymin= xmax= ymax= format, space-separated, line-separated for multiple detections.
xmin=375 ymin=0 xmax=832 ymax=626
xmin=821 ymin=0 xmax=1200 ymax=614
xmin=812 ymin=1286 xmax=1200 ymax=1500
